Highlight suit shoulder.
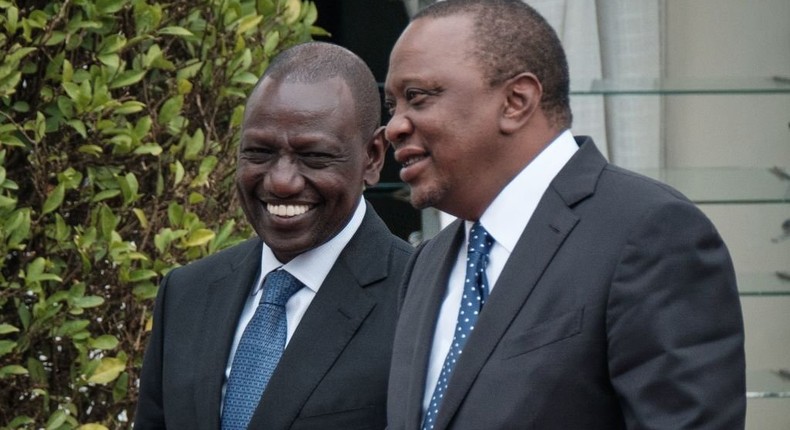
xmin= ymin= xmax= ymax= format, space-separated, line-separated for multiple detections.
xmin=167 ymin=237 xmax=260 ymax=280
xmin=390 ymin=234 xmax=414 ymax=259
xmin=591 ymin=165 xmax=719 ymax=238
xmin=599 ymin=164 xmax=695 ymax=207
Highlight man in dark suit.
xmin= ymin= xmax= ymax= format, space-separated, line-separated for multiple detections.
xmin=383 ymin=1 xmax=746 ymax=429
xmin=135 ymin=42 xmax=413 ymax=429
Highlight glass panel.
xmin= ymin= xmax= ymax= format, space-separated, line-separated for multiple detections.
xmin=633 ymin=167 xmax=790 ymax=204
xmin=571 ymin=76 xmax=790 ymax=95
xmin=747 ymin=369 xmax=790 ymax=399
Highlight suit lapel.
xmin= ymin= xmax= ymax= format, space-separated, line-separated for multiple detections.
xmin=193 ymin=239 xmax=262 ymax=430
xmin=403 ymin=223 xmax=465 ymax=429
xmin=247 ymin=204 xmax=391 ymax=429
xmin=434 ymin=137 xmax=605 ymax=429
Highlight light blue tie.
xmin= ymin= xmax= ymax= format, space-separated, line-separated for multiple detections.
xmin=422 ymin=222 xmax=494 ymax=430
xmin=221 ymin=269 xmax=303 ymax=430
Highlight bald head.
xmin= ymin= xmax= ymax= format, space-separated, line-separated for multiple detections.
xmin=258 ymin=41 xmax=381 ymax=134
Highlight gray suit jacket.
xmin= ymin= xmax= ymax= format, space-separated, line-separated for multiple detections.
xmin=388 ymin=138 xmax=746 ymax=429
xmin=135 ymin=202 xmax=412 ymax=429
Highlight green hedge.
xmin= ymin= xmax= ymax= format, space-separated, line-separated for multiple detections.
xmin=0 ymin=0 xmax=322 ymax=427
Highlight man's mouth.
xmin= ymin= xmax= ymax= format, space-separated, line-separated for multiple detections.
xmin=402 ymin=155 xmax=427 ymax=167
xmin=267 ymin=203 xmax=311 ymax=217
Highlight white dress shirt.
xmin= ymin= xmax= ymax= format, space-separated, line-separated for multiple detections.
xmin=422 ymin=130 xmax=579 ymax=413
xmin=222 ymin=197 xmax=366 ymax=401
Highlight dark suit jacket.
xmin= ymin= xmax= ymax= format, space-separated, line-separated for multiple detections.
xmin=135 ymin=202 xmax=413 ymax=429
xmin=388 ymin=138 xmax=746 ymax=429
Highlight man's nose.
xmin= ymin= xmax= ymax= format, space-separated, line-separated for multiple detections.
xmin=264 ymin=157 xmax=304 ymax=197
xmin=384 ymin=110 xmax=414 ymax=145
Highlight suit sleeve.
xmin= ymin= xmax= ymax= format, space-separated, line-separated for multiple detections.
xmin=133 ymin=271 xmax=174 ymax=429
xmin=606 ymin=200 xmax=746 ymax=429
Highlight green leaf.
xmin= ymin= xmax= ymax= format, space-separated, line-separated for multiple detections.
xmin=188 ymin=192 xmax=205 ymax=204
xmin=0 ymin=323 xmax=20 ymax=335
xmin=66 ymin=119 xmax=87 ymax=138
xmin=0 ymin=365 xmax=28 ymax=378
xmin=172 ymin=160 xmax=185 ymax=185
xmin=0 ymin=340 xmax=16 ymax=356
xmin=17 ymin=304 xmax=31 ymax=331
xmin=54 ymin=319 xmax=90 ymax=337
xmin=264 ymin=31 xmax=280 ymax=56
xmin=176 ymin=60 xmax=203 ymax=80
xmin=118 ymin=172 xmax=139 ymax=205
xmin=109 ymin=70 xmax=146 ymax=89
xmin=158 ymin=26 xmax=194 ymax=37
xmin=88 ymin=357 xmax=126 ymax=384
xmin=114 ymin=100 xmax=145 ymax=114
xmin=25 ymin=257 xmax=63 ymax=284
xmin=57 ymin=167 xmax=83 ymax=189
xmin=98 ymin=34 xmax=127 ymax=55
xmin=182 ymin=228 xmax=215 ymax=247
xmin=5 ymin=46 xmax=36 ymax=64
xmin=71 ymin=296 xmax=105 ymax=309
xmin=128 ymin=269 xmax=157 ymax=282
xmin=133 ymin=282 xmax=158 ymax=300
xmin=91 ymin=189 xmax=121 ymax=202
xmin=79 ymin=424 xmax=110 ymax=430
xmin=4 ymin=5 xmax=18 ymax=34
xmin=283 ymin=0 xmax=301 ymax=24
xmin=98 ymin=53 xmax=120 ymax=70
xmin=5 ymin=209 xmax=31 ymax=248
xmin=191 ymin=156 xmax=218 ymax=187
xmin=231 ymin=71 xmax=258 ymax=85
xmin=132 ymin=208 xmax=148 ymax=228
xmin=78 ymin=144 xmax=103 ymax=156
xmin=53 ymin=214 xmax=70 ymax=242
xmin=46 ymin=410 xmax=68 ymax=430
xmin=0 ymin=194 xmax=16 ymax=208
xmin=184 ymin=129 xmax=204 ymax=160
xmin=97 ymin=0 xmax=127 ymax=14
xmin=176 ymin=78 xmax=193 ymax=94
xmin=133 ymin=143 xmax=162 ymax=156
xmin=158 ymin=95 xmax=183 ymax=125
xmin=167 ymin=203 xmax=184 ymax=226
xmin=62 ymin=81 xmax=80 ymax=100
xmin=89 ymin=335 xmax=119 ymax=350
xmin=304 ymin=1 xmax=318 ymax=25
xmin=133 ymin=115 xmax=153 ymax=139
xmin=210 ymin=219 xmax=237 ymax=253
xmin=27 ymin=358 xmax=46 ymax=384
xmin=98 ymin=205 xmax=119 ymax=239
xmin=112 ymin=372 xmax=129 ymax=403
xmin=12 ymin=101 xmax=29 ymax=112
xmin=41 ymin=183 xmax=65 ymax=215
xmin=237 ymin=14 xmax=263 ymax=34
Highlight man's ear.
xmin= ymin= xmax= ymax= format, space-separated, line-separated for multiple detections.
xmin=363 ymin=126 xmax=387 ymax=187
xmin=500 ymin=72 xmax=542 ymax=134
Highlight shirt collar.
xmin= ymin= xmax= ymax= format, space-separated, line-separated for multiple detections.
xmin=476 ymin=130 xmax=578 ymax=252
xmin=254 ymin=197 xmax=367 ymax=295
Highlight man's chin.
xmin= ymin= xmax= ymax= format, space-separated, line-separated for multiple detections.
xmin=408 ymin=185 xmax=443 ymax=211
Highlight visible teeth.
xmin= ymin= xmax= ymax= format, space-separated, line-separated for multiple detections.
xmin=403 ymin=156 xmax=425 ymax=167
xmin=268 ymin=204 xmax=309 ymax=217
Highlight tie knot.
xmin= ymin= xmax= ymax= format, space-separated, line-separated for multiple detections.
xmin=261 ymin=269 xmax=303 ymax=307
xmin=467 ymin=222 xmax=494 ymax=257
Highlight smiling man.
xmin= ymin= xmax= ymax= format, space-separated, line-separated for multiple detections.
xmin=135 ymin=42 xmax=413 ymax=430
xmin=384 ymin=1 xmax=745 ymax=429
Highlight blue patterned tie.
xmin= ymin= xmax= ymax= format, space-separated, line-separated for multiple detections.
xmin=221 ymin=269 xmax=304 ymax=430
xmin=422 ymin=222 xmax=494 ymax=430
